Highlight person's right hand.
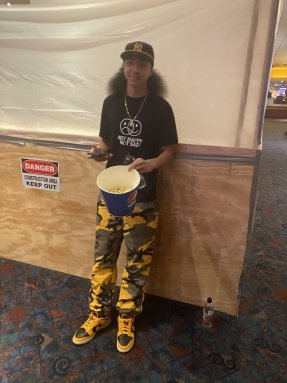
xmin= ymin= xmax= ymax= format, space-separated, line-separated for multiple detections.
xmin=87 ymin=143 xmax=112 ymax=162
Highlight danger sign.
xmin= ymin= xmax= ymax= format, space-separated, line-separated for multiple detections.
xmin=21 ymin=158 xmax=61 ymax=192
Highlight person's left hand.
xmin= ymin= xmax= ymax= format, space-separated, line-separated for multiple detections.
xmin=128 ymin=158 xmax=154 ymax=173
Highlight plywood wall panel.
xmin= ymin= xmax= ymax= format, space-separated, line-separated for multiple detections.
xmin=0 ymin=142 xmax=103 ymax=278
xmin=0 ymin=142 xmax=256 ymax=315
xmin=144 ymin=158 xmax=254 ymax=315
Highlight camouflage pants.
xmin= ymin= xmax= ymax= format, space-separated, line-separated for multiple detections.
xmin=89 ymin=199 xmax=158 ymax=316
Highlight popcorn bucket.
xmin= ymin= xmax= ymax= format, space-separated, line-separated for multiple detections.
xmin=97 ymin=165 xmax=140 ymax=216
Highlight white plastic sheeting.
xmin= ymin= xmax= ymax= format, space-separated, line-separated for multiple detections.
xmin=0 ymin=0 xmax=279 ymax=147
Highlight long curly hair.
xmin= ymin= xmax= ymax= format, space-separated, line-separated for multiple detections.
xmin=107 ymin=67 xmax=167 ymax=97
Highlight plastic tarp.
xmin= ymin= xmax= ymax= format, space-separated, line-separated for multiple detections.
xmin=0 ymin=0 xmax=278 ymax=148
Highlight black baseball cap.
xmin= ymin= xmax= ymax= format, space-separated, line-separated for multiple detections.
xmin=120 ymin=41 xmax=154 ymax=66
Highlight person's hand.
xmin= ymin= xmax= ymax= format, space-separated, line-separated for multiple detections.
xmin=87 ymin=143 xmax=112 ymax=162
xmin=128 ymin=158 xmax=155 ymax=173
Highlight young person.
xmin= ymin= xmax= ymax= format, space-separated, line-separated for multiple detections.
xmin=72 ymin=41 xmax=178 ymax=352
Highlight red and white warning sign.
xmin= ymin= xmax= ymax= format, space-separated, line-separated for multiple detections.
xmin=21 ymin=158 xmax=61 ymax=192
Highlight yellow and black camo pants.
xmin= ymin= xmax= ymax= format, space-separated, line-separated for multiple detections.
xmin=89 ymin=199 xmax=158 ymax=317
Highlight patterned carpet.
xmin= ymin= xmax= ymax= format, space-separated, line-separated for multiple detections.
xmin=1 ymin=119 xmax=287 ymax=383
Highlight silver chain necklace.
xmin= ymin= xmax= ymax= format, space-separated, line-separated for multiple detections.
xmin=124 ymin=94 xmax=147 ymax=122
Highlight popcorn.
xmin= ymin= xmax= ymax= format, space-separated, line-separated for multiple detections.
xmin=109 ymin=187 xmax=132 ymax=194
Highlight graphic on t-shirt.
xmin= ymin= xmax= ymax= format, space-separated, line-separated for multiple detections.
xmin=120 ymin=118 xmax=142 ymax=136
xmin=118 ymin=118 xmax=143 ymax=147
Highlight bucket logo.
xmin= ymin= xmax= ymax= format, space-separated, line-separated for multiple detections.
xmin=22 ymin=159 xmax=58 ymax=176
xmin=127 ymin=190 xmax=137 ymax=206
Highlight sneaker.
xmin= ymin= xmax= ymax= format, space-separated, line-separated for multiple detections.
xmin=117 ymin=314 xmax=135 ymax=353
xmin=72 ymin=313 xmax=111 ymax=345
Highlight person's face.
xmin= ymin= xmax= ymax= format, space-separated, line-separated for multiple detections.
xmin=123 ymin=57 xmax=153 ymax=89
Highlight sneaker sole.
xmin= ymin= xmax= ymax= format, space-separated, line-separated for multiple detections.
xmin=72 ymin=317 xmax=111 ymax=346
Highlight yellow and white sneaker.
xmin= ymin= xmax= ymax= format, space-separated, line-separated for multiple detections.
xmin=72 ymin=313 xmax=111 ymax=345
xmin=117 ymin=314 xmax=135 ymax=353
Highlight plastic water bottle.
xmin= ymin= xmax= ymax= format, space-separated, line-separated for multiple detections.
xmin=202 ymin=297 xmax=214 ymax=328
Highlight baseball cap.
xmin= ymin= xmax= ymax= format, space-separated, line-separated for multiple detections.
xmin=120 ymin=41 xmax=154 ymax=66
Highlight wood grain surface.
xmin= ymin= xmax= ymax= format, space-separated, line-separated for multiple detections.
xmin=0 ymin=142 xmax=256 ymax=315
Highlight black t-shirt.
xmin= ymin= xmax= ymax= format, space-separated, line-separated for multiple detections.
xmin=99 ymin=93 xmax=178 ymax=202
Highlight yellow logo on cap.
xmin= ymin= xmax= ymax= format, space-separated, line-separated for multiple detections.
xmin=133 ymin=42 xmax=143 ymax=52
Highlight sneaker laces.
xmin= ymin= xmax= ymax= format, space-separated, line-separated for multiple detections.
xmin=118 ymin=315 xmax=133 ymax=335
xmin=82 ymin=313 xmax=98 ymax=330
